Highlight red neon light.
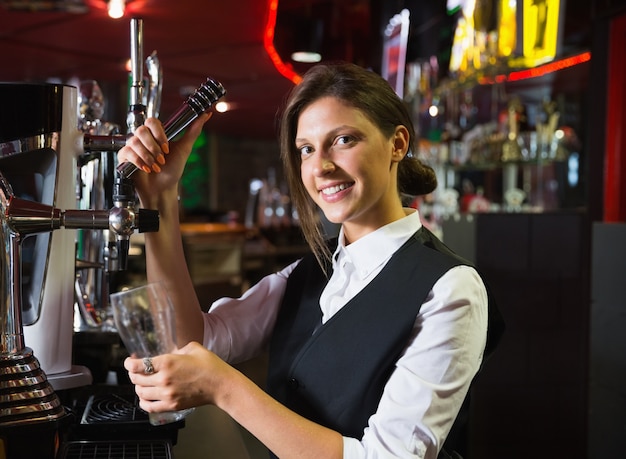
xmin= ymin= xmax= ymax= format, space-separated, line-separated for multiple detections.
xmin=604 ymin=16 xmax=626 ymax=222
xmin=478 ymin=51 xmax=592 ymax=85
xmin=264 ymin=0 xmax=302 ymax=85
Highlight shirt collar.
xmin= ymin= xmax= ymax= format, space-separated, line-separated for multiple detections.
xmin=332 ymin=209 xmax=423 ymax=279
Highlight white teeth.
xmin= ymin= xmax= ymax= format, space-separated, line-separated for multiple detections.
xmin=321 ymin=183 xmax=348 ymax=195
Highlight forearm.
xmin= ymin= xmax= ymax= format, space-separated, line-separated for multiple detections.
xmin=218 ymin=368 xmax=343 ymax=459
xmin=115 ymin=116 xmax=209 ymax=346
xmin=141 ymin=190 xmax=204 ymax=345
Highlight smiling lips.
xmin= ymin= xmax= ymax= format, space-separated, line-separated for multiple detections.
xmin=321 ymin=182 xmax=352 ymax=196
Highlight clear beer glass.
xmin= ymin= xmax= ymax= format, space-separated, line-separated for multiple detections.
xmin=110 ymin=282 xmax=194 ymax=425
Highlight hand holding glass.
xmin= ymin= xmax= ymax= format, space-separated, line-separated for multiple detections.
xmin=110 ymin=282 xmax=194 ymax=425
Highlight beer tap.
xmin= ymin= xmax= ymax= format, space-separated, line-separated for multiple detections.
xmin=81 ymin=74 xmax=226 ymax=160
xmin=110 ymin=18 xmax=226 ymax=270
xmin=79 ymin=72 xmax=226 ymax=272
xmin=146 ymin=50 xmax=163 ymax=119
xmin=115 ymin=78 xmax=227 ymax=179
xmin=109 ymin=17 xmax=147 ymax=271
xmin=127 ymin=18 xmax=147 ymax=134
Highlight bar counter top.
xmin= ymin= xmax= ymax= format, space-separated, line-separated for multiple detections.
xmin=179 ymin=221 xmax=248 ymax=236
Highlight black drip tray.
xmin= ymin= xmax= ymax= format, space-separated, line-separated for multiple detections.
xmin=81 ymin=392 xmax=147 ymax=424
xmin=58 ymin=440 xmax=172 ymax=459
xmin=65 ymin=386 xmax=184 ymax=445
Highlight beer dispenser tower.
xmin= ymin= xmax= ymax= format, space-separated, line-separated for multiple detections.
xmin=0 ymin=82 xmax=100 ymax=457
xmin=0 ymin=78 xmax=166 ymax=457
xmin=0 ymin=18 xmax=225 ymax=458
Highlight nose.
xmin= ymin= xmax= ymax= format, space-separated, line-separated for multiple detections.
xmin=311 ymin=154 xmax=335 ymax=177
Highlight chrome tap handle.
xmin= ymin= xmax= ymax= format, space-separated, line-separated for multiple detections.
xmin=113 ymin=19 xmax=225 ymax=271
xmin=146 ymin=50 xmax=163 ymax=119
xmin=112 ymin=17 xmax=151 ymax=272
xmin=116 ymin=77 xmax=226 ymax=178
xmin=162 ymin=77 xmax=226 ymax=139
xmin=83 ymin=134 xmax=128 ymax=152
xmin=127 ymin=18 xmax=146 ymax=134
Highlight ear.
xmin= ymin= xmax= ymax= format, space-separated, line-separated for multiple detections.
xmin=391 ymin=125 xmax=410 ymax=163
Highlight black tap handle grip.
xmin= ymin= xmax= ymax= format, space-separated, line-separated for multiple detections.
xmin=117 ymin=238 xmax=130 ymax=271
xmin=137 ymin=208 xmax=159 ymax=233
xmin=116 ymin=77 xmax=226 ymax=179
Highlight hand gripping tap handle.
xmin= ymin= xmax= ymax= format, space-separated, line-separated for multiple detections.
xmin=116 ymin=77 xmax=227 ymax=179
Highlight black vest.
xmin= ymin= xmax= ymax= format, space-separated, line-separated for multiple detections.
xmin=266 ymin=227 xmax=499 ymax=452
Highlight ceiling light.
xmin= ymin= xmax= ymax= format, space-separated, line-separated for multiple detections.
xmin=214 ymin=101 xmax=230 ymax=113
xmin=290 ymin=18 xmax=324 ymax=64
xmin=108 ymin=0 xmax=125 ymax=19
xmin=291 ymin=51 xmax=322 ymax=63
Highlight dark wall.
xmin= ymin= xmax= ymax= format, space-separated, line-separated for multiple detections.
xmin=589 ymin=223 xmax=626 ymax=458
xmin=444 ymin=212 xmax=591 ymax=458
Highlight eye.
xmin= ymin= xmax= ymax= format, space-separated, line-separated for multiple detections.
xmin=335 ymin=134 xmax=355 ymax=146
xmin=297 ymin=144 xmax=314 ymax=157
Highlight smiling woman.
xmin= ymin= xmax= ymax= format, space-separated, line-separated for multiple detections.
xmin=280 ymin=63 xmax=437 ymax=265
xmin=294 ymin=96 xmax=410 ymax=240
xmin=115 ymin=61 xmax=502 ymax=459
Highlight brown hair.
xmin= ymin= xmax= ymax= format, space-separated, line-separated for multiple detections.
xmin=279 ymin=62 xmax=437 ymax=269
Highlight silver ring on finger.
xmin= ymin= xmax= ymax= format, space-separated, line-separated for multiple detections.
xmin=143 ymin=357 xmax=155 ymax=375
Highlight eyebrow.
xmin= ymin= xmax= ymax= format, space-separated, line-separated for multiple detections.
xmin=295 ymin=125 xmax=356 ymax=145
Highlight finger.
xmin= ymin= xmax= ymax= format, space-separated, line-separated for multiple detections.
xmin=143 ymin=117 xmax=170 ymax=155
xmin=130 ymin=127 xmax=167 ymax=173
xmin=119 ymin=145 xmax=159 ymax=174
xmin=124 ymin=356 xmax=160 ymax=376
xmin=135 ymin=384 xmax=165 ymax=403
xmin=143 ymin=117 xmax=168 ymax=143
xmin=117 ymin=137 xmax=155 ymax=174
xmin=137 ymin=396 xmax=174 ymax=413
xmin=124 ymin=356 xmax=141 ymax=374
xmin=117 ymin=121 xmax=167 ymax=172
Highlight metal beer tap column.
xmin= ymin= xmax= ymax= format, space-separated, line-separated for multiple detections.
xmin=0 ymin=16 xmax=225 ymax=456
xmin=80 ymin=62 xmax=227 ymax=261
xmin=110 ymin=17 xmax=148 ymax=271
xmin=111 ymin=17 xmax=226 ymax=269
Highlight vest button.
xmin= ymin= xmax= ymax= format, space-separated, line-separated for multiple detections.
xmin=288 ymin=378 xmax=299 ymax=389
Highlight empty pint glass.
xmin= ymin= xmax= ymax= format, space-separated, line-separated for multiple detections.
xmin=110 ymin=282 xmax=193 ymax=425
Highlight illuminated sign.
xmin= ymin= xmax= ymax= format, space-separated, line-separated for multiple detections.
xmin=382 ymin=9 xmax=410 ymax=97
xmin=498 ymin=0 xmax=517 ymax=58
xmin=521 ymin=0 xmax=561 ymax=66
xmin=449 ymin=0 xmax=563 ymax=75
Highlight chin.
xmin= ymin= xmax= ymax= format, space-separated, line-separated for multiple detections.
xmin=321 ymin=210 xmax=345 ymax=225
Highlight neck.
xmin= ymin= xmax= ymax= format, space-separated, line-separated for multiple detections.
xmin=342 ymin=206 xmax=407 ymax=245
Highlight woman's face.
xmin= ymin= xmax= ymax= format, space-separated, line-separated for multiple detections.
xmin=295 ymin=96 xmax=408 ymax=241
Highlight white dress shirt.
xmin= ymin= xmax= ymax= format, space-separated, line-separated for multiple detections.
xmin=202 ymin=209 xmax=488 ymax=458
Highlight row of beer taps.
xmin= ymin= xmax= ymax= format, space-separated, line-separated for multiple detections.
xmin=0 ymin=16 xmax=226 ymax=428
xmin=82 ymin=18 xmax=225 ymax=273
xmin=75 ymin=18 xmax=226 ymax=328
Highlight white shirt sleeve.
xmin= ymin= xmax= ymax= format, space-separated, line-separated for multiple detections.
xmin=202 ymin=260 xmax=298 ymax=364
xmin=344 ymin=265 xmax=489 ymax=459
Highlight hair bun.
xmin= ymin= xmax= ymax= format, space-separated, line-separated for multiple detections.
xmin=398 ymin=157 xmax=437 ymax=196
